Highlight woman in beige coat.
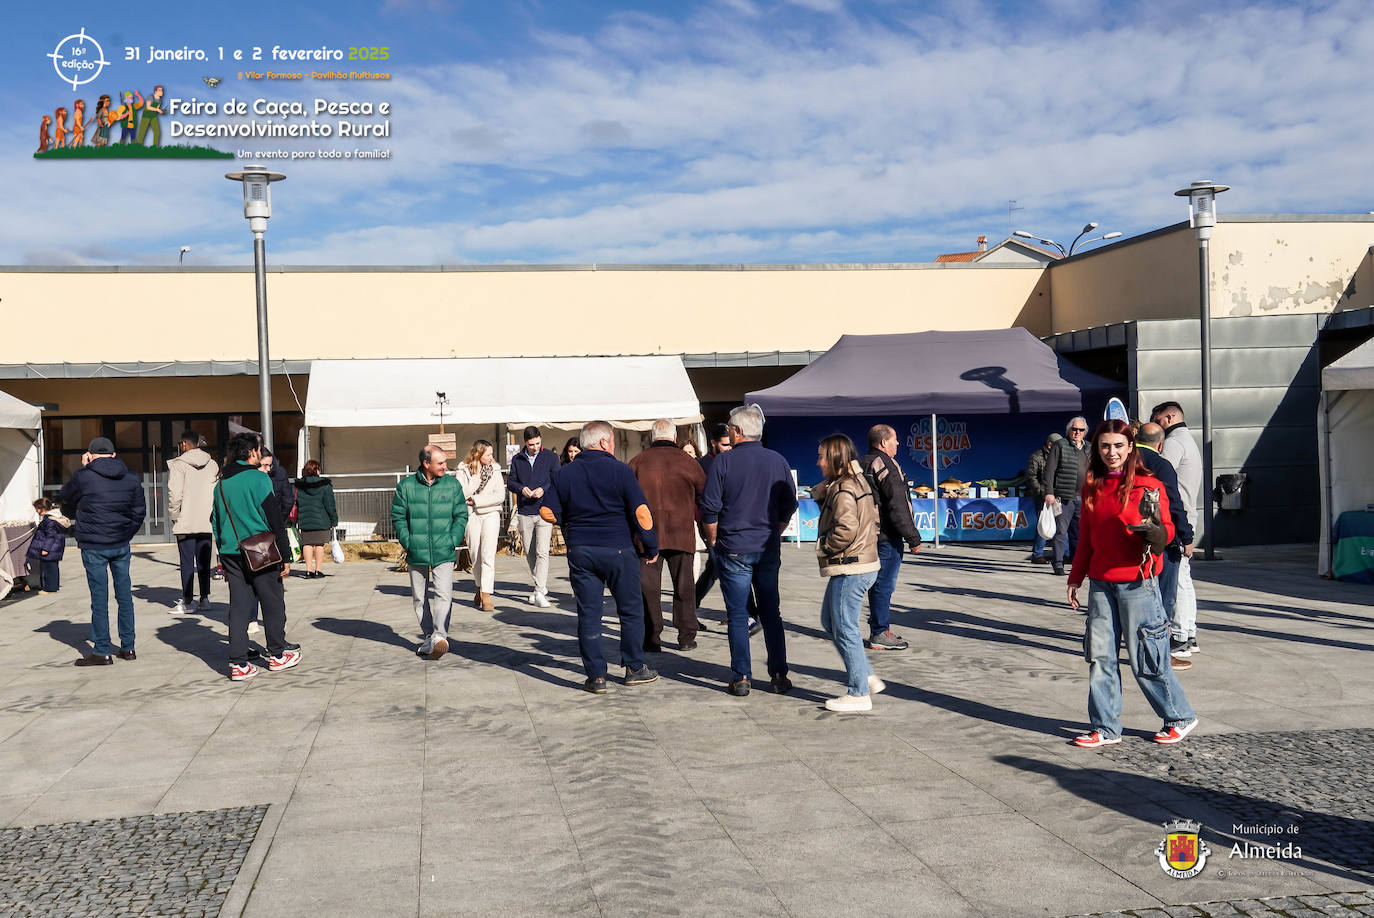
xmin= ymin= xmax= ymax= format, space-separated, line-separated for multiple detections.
xmin=456 ymin=439 xmax=505 ymax=611
xmin=812 ymin=434 xmax=884 ymax=713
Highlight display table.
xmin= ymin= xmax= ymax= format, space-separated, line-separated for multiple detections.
xmin=1332 ymin=510 xmax=1374 ymax=584
xmin=792 ymin=496 xmax=1035 ymax=543
xmin=1 ymin=522 xmax=36 ymax=599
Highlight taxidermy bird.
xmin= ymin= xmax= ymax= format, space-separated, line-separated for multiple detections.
xmin=1127 ymin=487 xmax=1168 ymax=558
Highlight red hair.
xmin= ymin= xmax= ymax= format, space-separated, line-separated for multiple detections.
xmin=1083 ymin=419 xmax=1144 ymax=510
xmin=302 ymin=459 xmax=322 ymax=477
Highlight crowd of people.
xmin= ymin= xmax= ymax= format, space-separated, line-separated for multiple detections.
xmin=43 ymin=400 xmax=1202 ymax=739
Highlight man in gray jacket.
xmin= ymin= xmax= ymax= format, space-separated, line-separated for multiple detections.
xmin=1041 ymin=417 xmax=1090 ymax=576
xmin=168 ymin=431 xmax=217 ymax=614
xmin=1151 ymin=401 xmax=1204 ymax=659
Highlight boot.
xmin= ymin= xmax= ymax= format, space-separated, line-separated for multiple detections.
xmin=479 ymin=592 xmax=494 ymax=612
xmin=472 ymin=593 xmax=483 ymax=609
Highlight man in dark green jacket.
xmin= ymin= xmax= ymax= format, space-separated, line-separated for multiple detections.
xmin=392 ymin=445 xmax=468 ymax=660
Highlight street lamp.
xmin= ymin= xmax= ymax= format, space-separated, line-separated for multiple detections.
xmin=224 ymin=164 xmax=286 ymax=452
xmin=178 ymin=245 xmax=191 ymax=266
xmin=1174 ymin=179 xmax=1229 ymax=560
xmin=1013 ymin=229 xmax=1066 ymax=257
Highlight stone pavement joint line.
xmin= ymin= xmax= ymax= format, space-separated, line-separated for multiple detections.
xmin=1065 ymin=888 xmax=1374 ymax=917
xmin=0 ymin=805 xmax=267 ymax=916
xmin=1096 ymin=728 xmax=1374 ymax=876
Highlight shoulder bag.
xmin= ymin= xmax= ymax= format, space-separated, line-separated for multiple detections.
xmin=216 ymin=482 xmax=283 ymax=572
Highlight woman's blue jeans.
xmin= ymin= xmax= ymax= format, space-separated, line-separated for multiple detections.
xmin=1084 ymin=577 xmax=1195 ymax=739
xmin=821 ymin=570 xmax=877 ymax=696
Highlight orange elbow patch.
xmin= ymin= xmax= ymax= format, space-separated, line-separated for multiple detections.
xmin=635 ymin=505 xmax=654 ymax=530
xmin=539 ymin=507 xmax=557 ymax=524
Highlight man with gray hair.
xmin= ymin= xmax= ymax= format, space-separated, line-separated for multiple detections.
xmin=699 ymin=405 xmax=798 ymax=696
xmin=1041 ymin=415 xmax=1090 ymax=576
xmin=630 ymin=419 xmax=707 ymax=651
xmin=540 ymin=421 xmax=660 ymax=693
xmin=391 ymin=445 xmax=468 ymax=660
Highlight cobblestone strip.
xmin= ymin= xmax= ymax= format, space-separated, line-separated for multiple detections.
xmin=1064 ymin=888 xmax=1374 ymax=917
xmin=0 ymin=804 xmax=268 ymax=917
xmin=1098 ymin=728 xmax=1374 ymax=876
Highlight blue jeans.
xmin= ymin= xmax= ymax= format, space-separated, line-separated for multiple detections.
xmin=1032 ymin=531 xmax=1047 ymax=557
xmin=39 ymin=560 xmax=61 ymax=591
xmin=1084 ymin=577 xmax=1195 ymax=739
xmin=567 ymin=544 xmax=646 ymax=679
xmin=717 ymin=543 xmax=785 ymax=682
xmin=1157 ymin=553 xmax=1180 ymax=618
xmin=867 ymin=538 xmax=902 ymax=638
xmin=824 ymin=570 xmax=878 ymax=696
xmin=81 ymin=544 xmax=135 ymax=656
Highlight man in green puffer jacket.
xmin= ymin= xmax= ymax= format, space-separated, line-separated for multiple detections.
xmin=392 ymin=445 xmax=468 ymax=660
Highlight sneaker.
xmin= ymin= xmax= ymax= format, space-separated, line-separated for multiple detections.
xmin=170 ymin=599 xmax=191 ymax=615
xmin=825 ymin=694 xmax=873 ymax=713
xmin=865 ymin=630 xmax=908 ymax=651
xmin=770 ymin=674 xmax=793 ymax=695
xmin=1171 ymin=656 xmax=1193 ymax=670
xmin=1170 ymin=639 xmax=1192 ymax=659
xmin=212 ymin=567 xmax=225 ymax=581
xmin=530 ymin=591 xmax=552 ymax=608
xmin=1188 ymin=636 xmax=1199 ymax=654
xmin=624 ymin=666 xmax=659 ymax=686
xmin=1052 ymin=566 xmax=1066 ymax=576
xmin=584 ymin=676 xmax=609 ymax=694
xmin=230 ymin=662 xmax=258 ymax=682
xmin=268 ymin=649 xmax=301 ymax=672
xmin=1153 ymin=719 xmax=1199 ymax=745
xmin=251 ymin=641 xmax=300 ymax=658
xmin=1072 ymin=730 xmax=1121 ymax=748
xmin=247 ymin=621 xmax=261 ymax=635
xmin=868 ymin=674 xmax=886 ymax=695
xmin=196 ymin=598 xmax=212 ymax=612
xmin=748 ymin=618 xmax=762 ymax=637
xmin=428 ymin=637 xmax=449 ymax=660
xmin=727 ymin=677 xmax=751 ymax=697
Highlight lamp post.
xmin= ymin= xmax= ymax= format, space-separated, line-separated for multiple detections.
xmin=224 ymin=164 xmax=286 ymax=452
xmin=1174 ymin=180 xmax=1229 ymax=561
xmin=1015 ymin=226 xmax=1122 ymax=257
xmin=1013 ymin=229 xmax=1066 ymax=257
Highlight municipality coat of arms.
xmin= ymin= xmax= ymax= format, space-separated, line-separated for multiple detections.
xmin=1156 ymin=819 xmax=1211 ymax=878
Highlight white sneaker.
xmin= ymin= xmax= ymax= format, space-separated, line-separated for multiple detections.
xmin=531 ymin=592 xmax=551 ymax=608
xmin=825 ymin=693 xmax=873 ymax=713
xmin=169 ymin=600 xmax=191 ymax=615
xmin=247 ymin=621 xmax=261 ymax=635
xmin=868 ymin=674 xmax=886 ymax=695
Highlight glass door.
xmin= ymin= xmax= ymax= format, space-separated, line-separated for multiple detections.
xmin=113 ymin=419 xmax=170 ymax=543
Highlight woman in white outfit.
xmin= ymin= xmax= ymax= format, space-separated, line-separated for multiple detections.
xmin=457 ymin=439 xmax=505 ymax=612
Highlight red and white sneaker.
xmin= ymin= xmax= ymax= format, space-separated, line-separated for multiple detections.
xmin=1153 ymin=719 xmax=1199 ymax=745
xmin=230 ymin=662 xmax=259 ymax=682
xmin=268 ymin=649 xmax=301 ymax=672
xmin=1072 ymin=730 xmax=1122 ymax=748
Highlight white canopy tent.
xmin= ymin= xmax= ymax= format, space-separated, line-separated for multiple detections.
xmin=1318 ymin=338 xmax=1374 ymax=576
xmin=0 ymin=390 xmax=41 ymax=522
xmin=304 ymin=356 xmax=702 ymax=475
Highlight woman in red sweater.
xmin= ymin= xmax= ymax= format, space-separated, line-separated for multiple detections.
xmin=1067 ymin=419 xmax=1197 ymax=748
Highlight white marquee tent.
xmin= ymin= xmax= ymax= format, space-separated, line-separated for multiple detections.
xmin=1318 ymin=338 xmax=1374 ymax=576
xmin=0 ymin=390 xmax=41 ymax=522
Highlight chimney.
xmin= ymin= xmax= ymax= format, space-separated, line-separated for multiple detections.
xmin=977 ymin=235 xmax=988 ymax=252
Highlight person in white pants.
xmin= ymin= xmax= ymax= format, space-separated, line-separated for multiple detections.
xmin=457 ymin=439 xmax=505 ymax=612
xmin=1151 ymin=401 xmax=1204 ymax=659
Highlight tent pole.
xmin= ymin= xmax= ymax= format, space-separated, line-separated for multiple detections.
xmin=931 ymin=413 xmax=939 ymax=550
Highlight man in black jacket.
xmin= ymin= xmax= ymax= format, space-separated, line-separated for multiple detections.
xmin=862 ymin=425 xmax=922 ymax=651
xmin=1041 ymin=417 xmax=1090 ymax=575
xmin=58 ymin=437 xmax=147 ymax=666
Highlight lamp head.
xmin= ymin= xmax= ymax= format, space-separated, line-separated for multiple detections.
xmin=1081 ymin=222 xmax=1098 ymax=233
xmin=1012 ymin=230 xmax=1033 ymax=239
xmin=225 ymin=164 xmax=286 ymax=234
xmin=1175 ymin=180 xmax=1229 ymax=240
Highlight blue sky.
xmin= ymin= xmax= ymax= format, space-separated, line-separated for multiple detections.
xmin=4 ymin=0 xmax=1370 ymax=265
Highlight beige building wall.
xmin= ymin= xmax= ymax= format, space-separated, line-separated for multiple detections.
xmin=1049 ymin=219 xmax=1374 ymax=334
xmin=0 ymin=265 xmax=1050 ymax=366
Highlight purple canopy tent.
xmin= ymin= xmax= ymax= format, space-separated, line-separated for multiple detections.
xmin=747 ymin=328 xmax=1118 ymax=547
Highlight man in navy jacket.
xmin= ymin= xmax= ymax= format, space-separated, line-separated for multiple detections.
xmin=700 ymin=405 xmax=798 ymax=697
xmin=509 ymin=426 xmax=560 ymax=607
xmin=58 ymin=437 xmax=147 ymax=666
xmin=540 ymin=421 xmax=659 ymax=694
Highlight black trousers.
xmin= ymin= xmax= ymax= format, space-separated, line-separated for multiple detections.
xmin=694 ymin=543 xmax=757 ymax=617
xmin=223 ymin=555 xmax=287 ymax=665
xmin=177 ymin=534 xmax=213 ymax=602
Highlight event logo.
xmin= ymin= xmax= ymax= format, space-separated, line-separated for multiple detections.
xmin=1156 ymin=819 xmax=1211 ymax=879
xmin=48 ymin=28 xmax=108 ymax=89
xmin=907 ymin=417 xmax=971 ymax=470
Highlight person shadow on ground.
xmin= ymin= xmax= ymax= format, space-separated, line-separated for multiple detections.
xmin=155 ymin=616 xmax=228 ymax=674
xmin=34 ymin=617 xmax=91 ymax=653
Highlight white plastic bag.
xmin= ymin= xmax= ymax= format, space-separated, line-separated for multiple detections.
xmin=330 ymin=535 xmax=345 ymax=565
xmin=1036 ymin=503 xmax=1057 ymax=540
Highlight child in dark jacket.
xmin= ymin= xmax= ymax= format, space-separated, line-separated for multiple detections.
xmin=27 ymin=498 xmax=70 ymax=593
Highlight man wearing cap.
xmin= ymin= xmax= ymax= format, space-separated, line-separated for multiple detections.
xmin=58 ymin=437 xmax=147 ymax=665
